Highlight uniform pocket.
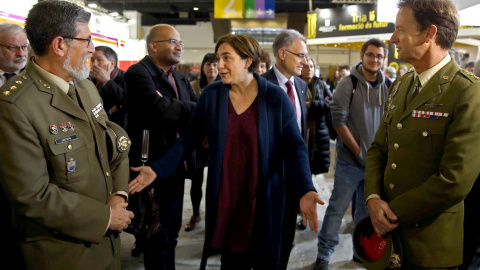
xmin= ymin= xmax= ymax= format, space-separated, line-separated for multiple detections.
xmin=46 ymin=134 xmax=87 ymax=184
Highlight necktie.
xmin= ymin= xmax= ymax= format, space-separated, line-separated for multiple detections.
xmin=67 ymin=84 xmax=79 ymax=106
xmin=285 ymin=80 xmax=296 ymax=116
xmin=3 ymin=73 xmax=15 ymax=80
xmin=406 ymin=76 xmax=420 ymax=106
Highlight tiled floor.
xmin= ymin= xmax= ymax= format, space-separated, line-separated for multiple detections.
xmin=120 ymin=144 xmax=367 ymax=270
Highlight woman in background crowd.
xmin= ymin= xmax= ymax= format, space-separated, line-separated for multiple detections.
xmin=255 ymin=49 xmax=271 ymax=75
xmin=185 ymin=53 xmax=220 ymax=232
xmin=300 ymin=56 xmax=333 ymax=177
xmin=129 ymin=34 xmax=323 ymax=269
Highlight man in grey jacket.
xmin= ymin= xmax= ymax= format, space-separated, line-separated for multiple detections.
xmin=314 ymin=38 xmax=389 ymax=270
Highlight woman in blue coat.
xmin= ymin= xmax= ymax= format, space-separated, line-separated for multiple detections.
xmin=129 ymin=34 xmax=323 ymax=269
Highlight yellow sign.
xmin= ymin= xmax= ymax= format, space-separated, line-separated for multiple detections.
xmin=214 ymin=0 xmax=244 ymax=19
xmin=307 ymin=13 xmax=317 ymax=39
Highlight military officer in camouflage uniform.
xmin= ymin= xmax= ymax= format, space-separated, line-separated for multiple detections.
xmin=0 ymin=1 xmax=133 ymax=269
xmin=365 ymin=0 xmax=480 ymax=269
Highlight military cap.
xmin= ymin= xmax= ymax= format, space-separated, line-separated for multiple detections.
xmin=353 ymin=215 xmax=403 ymax=270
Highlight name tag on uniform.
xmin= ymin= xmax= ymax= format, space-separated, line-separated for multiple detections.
xmin=412 ymin=110 xmax=449 ymax=119
xmin=55 ymin=134 xmax=78 ymax=144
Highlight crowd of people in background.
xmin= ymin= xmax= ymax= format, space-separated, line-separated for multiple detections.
xmin=1 ymin=0 xmax=480 ymax=269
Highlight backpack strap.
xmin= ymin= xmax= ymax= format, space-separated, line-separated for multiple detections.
xmin=349 ymin=74 xmax=358 ymax=105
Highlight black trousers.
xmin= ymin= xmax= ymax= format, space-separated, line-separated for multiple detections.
xmin=459 ymin=175 xmax=480 ymax=270
xmin=144 ymin=196 xmax=183 ymax=270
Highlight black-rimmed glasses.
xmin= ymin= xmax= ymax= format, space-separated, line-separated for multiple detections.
xmin=284 ymin=49 xmax=308 ymax=59
xmin=364 ymin=52 xmax=385 ymax=61
xmin=0 ymin=44 xmax=29 ymax=53
xmin=152 ymin=39 xmax=185 ymax=49
xmin=63 ymin=37 xmax=92 ymax=47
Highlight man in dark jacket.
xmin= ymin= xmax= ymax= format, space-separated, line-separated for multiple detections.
xmin=124 ymin=24 xmax=197 ymax=270
xmin=90 ymin=46 xmax=126 ymax=129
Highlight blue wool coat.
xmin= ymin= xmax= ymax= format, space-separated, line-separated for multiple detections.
xmin=150 ymin=73 xmax=316 ymax=269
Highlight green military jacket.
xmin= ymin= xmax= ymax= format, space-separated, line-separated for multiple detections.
xmin=365 ymin=59 xmax=480 ymax=268
xmin=0 ymin=59 xmax=130 ymax=269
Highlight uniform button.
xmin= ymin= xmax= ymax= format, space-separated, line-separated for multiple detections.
xmin=100 ymin=154 xmax=104 ymax=158
xmin=422 ymin=131 xmax=428 ymax=137
xmin=397 ymin=123 xmax=403 ymax=129
xmin=106 ymin=172 xmax=110 ymax=177
xmin=391 ymin=163 xmax=397 ymax=170
xmin=389 ymin=183 xmax=395 ymax=190
xmin=67 ymin=144 xmax=72 ymax=150
xmin=394 ymin=143 xmax=399 ymax=150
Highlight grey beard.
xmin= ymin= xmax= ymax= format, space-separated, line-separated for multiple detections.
xmin=64 ymin=52 xmax=92 ymax=80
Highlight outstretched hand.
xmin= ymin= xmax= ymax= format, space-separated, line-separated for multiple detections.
xmin=299 ymin=191 xmax=325 ymax=232
xmin=129 ymin=166 xmax=157 ymax=194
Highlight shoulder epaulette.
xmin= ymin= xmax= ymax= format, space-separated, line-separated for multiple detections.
xmin=0 ymin=74 xmax=34 ymax=103
xmin=459 ymin=69 xmax=480 ymax=83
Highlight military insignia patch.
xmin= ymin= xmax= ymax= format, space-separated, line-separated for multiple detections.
xmin=67 ymin=158 xmax=76 ymax=173
xmin=67 ymin=122 xmax=74 ymax=131
xmin=412 ymin=110 xmax=449 ymax=119
xmin=91 ymin=103 xmax=104 ymax=119
xmin=424 ymin=103 xmax=443 ymax=109
xmin=59 ymin=122 xmax=68 ymax=132
xmin=117 ymin=136 xmax=132 ymax=152
xmin=50 ymin=125 xmax=58 ymax=134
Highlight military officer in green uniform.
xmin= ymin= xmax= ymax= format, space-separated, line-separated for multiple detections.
xmin=365 ymin=0 xmax=480 ymax=269
xmin=0 ymin=1 xmax=134 ymax=269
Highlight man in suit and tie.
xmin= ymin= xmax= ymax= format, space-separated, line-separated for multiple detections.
xmin=365 ymin=0 xmax=480 ymax=268
xmin=0 ymin=1 xmax=134 ymax=269
xmin=125 ymin=24 xmax=197 ymax=270
xmin=262 ymin=28 xmax=309 ymax=270
xmin=0 ymin=23 xmax=27 ymax=88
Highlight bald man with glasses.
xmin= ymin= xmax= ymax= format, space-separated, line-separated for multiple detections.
xmin=124 ymin=24 xmax=197 ymax=270
xmin=0 ymin=23 xmax=28 ymax=88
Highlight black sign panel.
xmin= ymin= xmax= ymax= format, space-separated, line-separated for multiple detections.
xmin=314 ymin=4 xmax=395 ymax=38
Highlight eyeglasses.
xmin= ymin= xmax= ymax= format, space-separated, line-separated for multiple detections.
xmin=63 ymin=37 xmax=92 ymax=47
xmin=364 ymin=52 xmax=385 ymax=61
xmin=0 ymin=44 xmax=29 ymax=53
xmin=152 ymin=39 xmax=184 ymax=49
xmin=284 ymin=49 xmax=308 ymax=59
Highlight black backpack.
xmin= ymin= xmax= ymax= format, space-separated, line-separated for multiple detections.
xmin=326 ymin=75 xmax=391 ymax=140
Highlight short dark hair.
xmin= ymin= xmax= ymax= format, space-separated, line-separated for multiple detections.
xmin=341 ymin=65 xmax=350 ymax=71
xmin=465 ymin=61 xmax=475 ymax=68
xmin=398 ymin=0 xmax=459 ymax=50
xmin=95 ymin=46 xmax=118 ymax=66
xmin=199 ymin=53 xmax=219 ymax=89
xmin=25 ymin=0 xmax=91 ymax=56
xmin=361 ymin=38 xmax=388 ymax=56
xmin=259 ymin=49 xmax=271 ymax=70
xmin=215 ymin=34 xmax=261 ymax=73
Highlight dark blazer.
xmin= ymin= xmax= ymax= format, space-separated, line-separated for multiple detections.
xmin=366 ymin=60 xmax=480 ymax=268
xmin=92 ymin=69 xmax=127 ymax=129
xmin=125 ymin=55 xmax=197 ymax=198
xmin=148 ymin=73 xmax=315 ymax=269
xmin=262 ymin=68 xmax=308 ymax=141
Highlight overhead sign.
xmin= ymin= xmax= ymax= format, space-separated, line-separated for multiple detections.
xmin=310 ymin=4 xmax=394 ymax=39
xmin=215 ymin=0 xmax=244 ymax=19
xmin=245 ymin=0 xmax=275 ymax=19
xmin=215 ymin=0 xmax=275 ymax=19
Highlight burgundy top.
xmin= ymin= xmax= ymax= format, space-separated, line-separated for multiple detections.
xmin=211 ymin=97 xmax=259 ymax=252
